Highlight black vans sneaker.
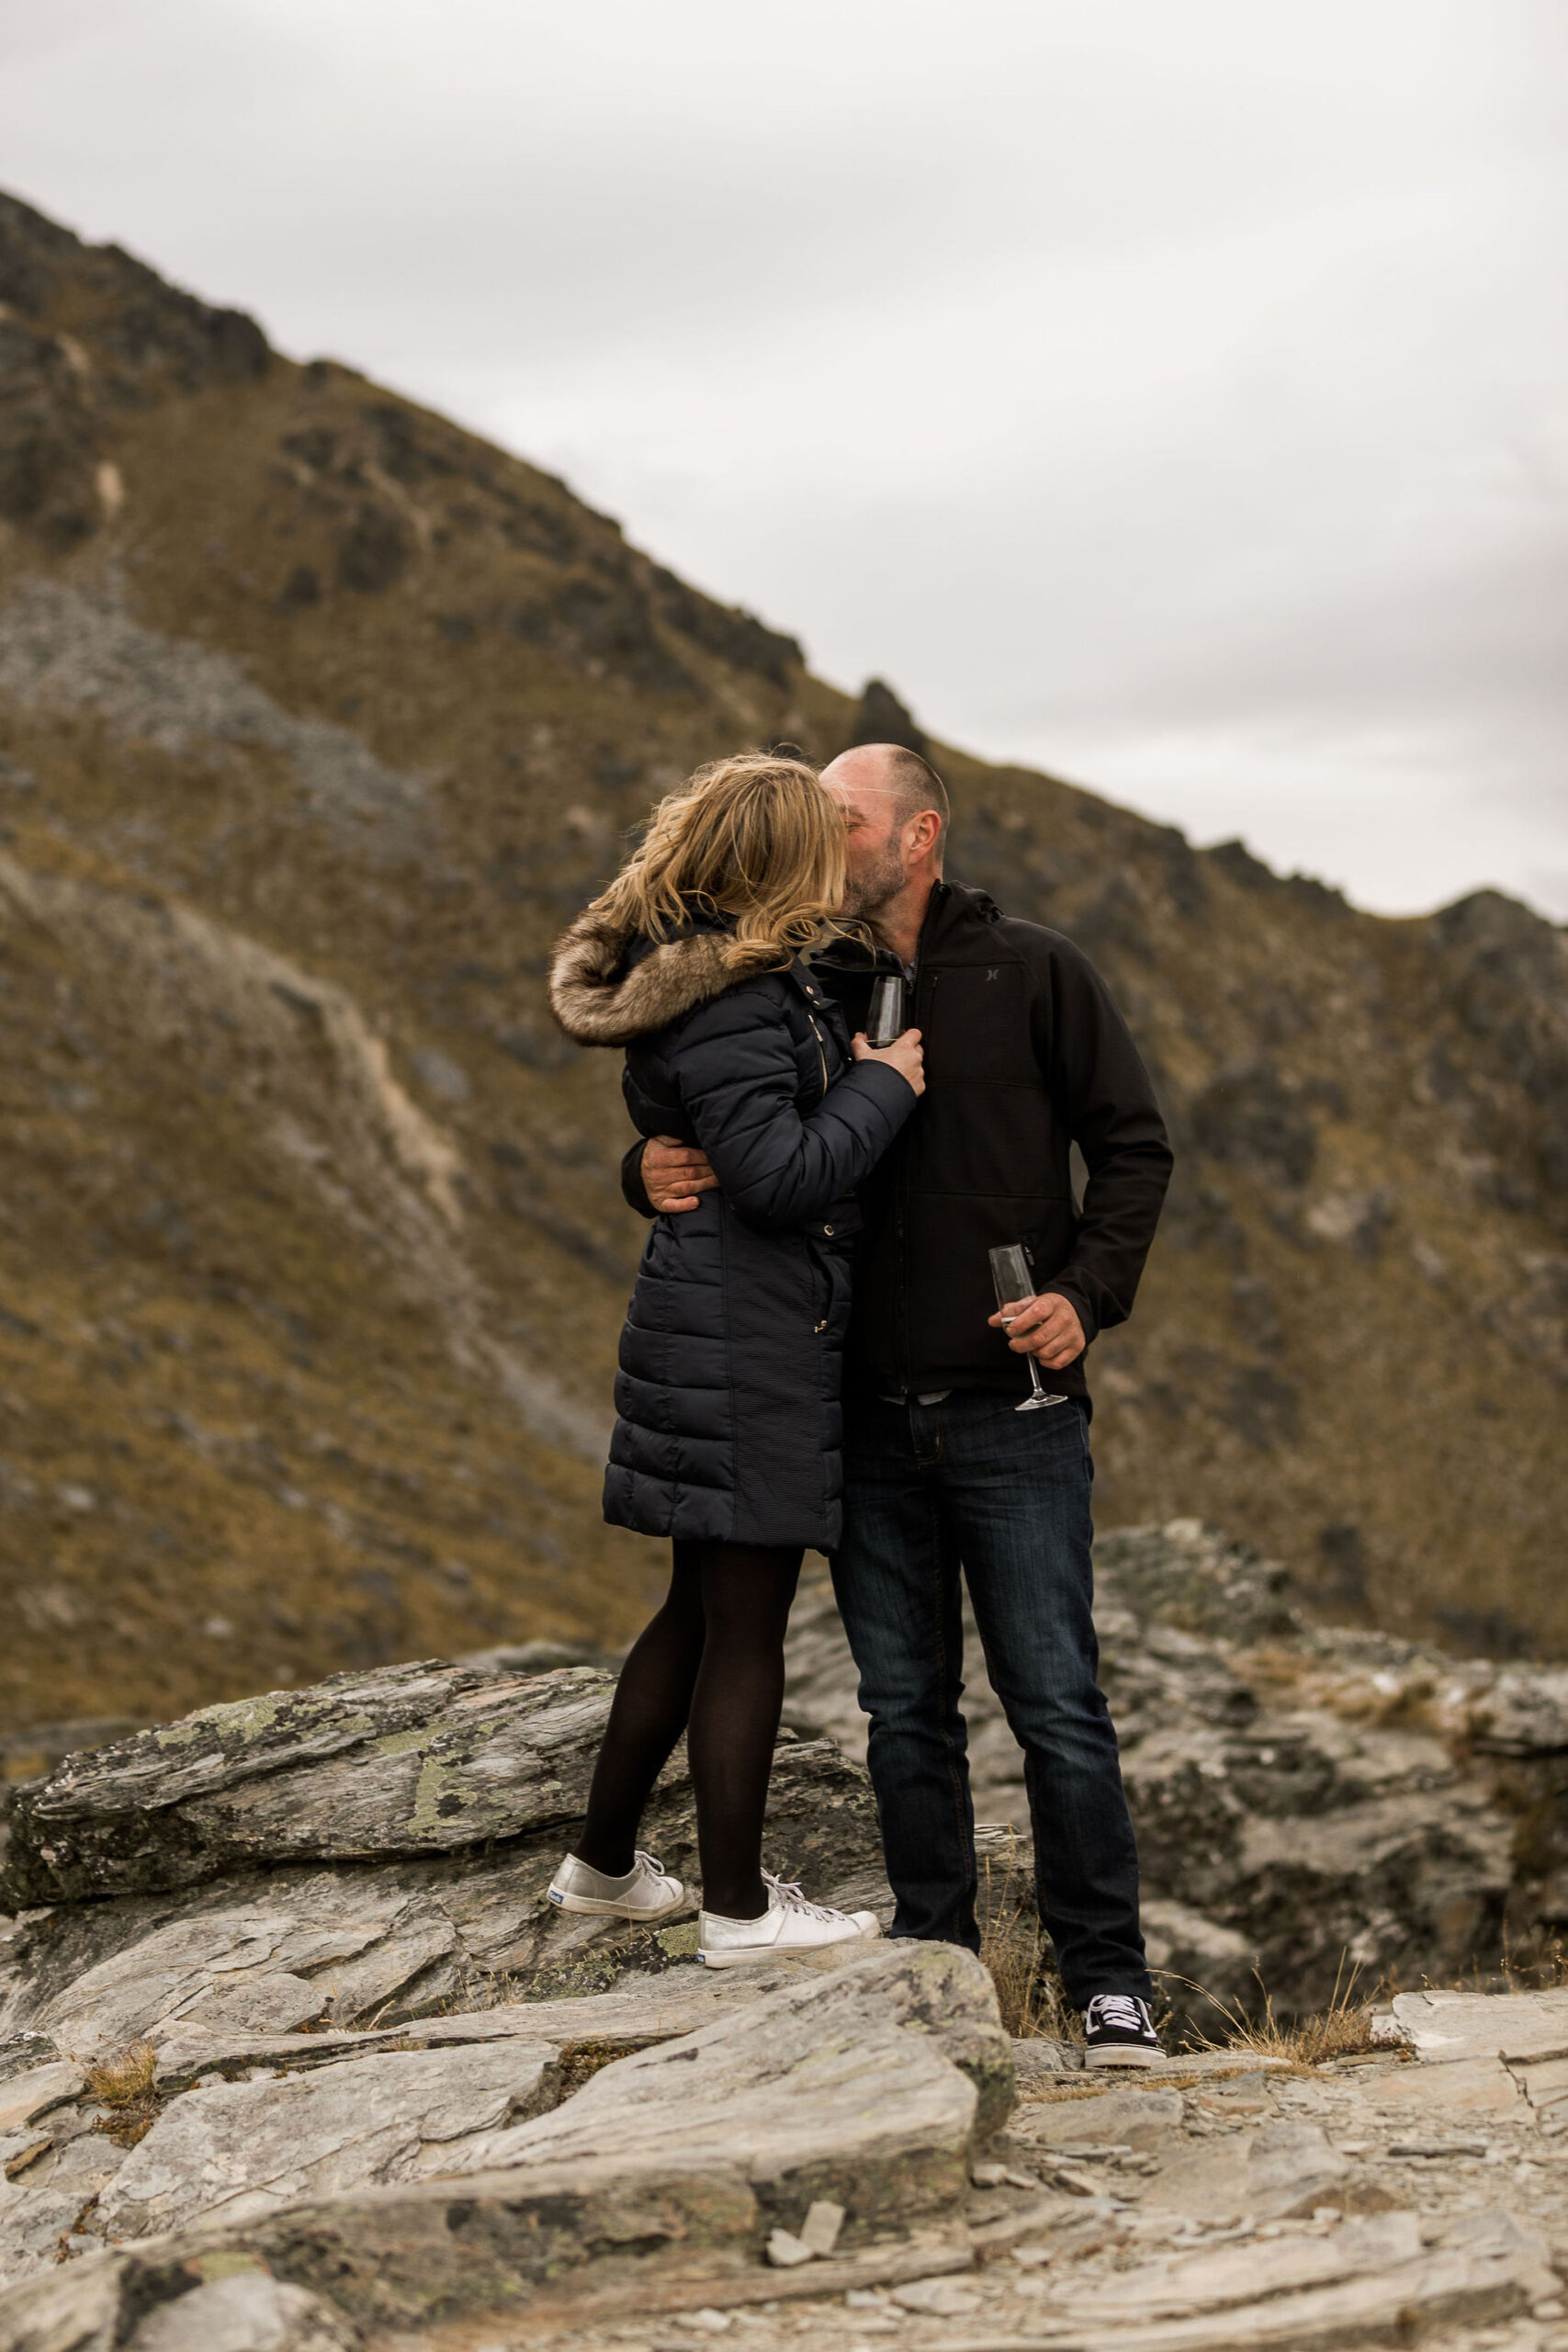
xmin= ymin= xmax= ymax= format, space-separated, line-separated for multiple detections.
xmin=1082 ymin=1993 xmax=1163 ymax=2067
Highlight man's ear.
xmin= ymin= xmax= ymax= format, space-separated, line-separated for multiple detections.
xmin=905 ymin=810 xmax=943 ymax=865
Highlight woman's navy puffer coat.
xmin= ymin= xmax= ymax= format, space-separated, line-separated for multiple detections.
xmin=550 ymin=907 xmax=917 ymax=1548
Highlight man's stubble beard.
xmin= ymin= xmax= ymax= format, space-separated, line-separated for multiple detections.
xmin=842 ymin=844 xmax=907 ymax=924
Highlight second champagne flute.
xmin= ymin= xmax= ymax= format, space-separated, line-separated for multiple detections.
xmin=987 ymin=1242 xmax=1069 ymax=1413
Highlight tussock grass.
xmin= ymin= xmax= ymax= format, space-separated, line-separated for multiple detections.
xmin=85 ymin=2039 xmax=162 ymax=2147
xmin=1186 ymin=1956 xmax=1382 ymax=2067
xmin=1485 ymin=1929 xmax=1568 ymax=1996
xmin=978 ymin=1842 xmax=1083 ymax=2046
xmin=84 ymin=2040 xmax=156 ymax=2106
xmin=980 ymin=1830 xmax=1385 ymax=2075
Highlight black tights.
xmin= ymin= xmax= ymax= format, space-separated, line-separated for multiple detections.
xmin=574 ymin=1540 xmax=802 ymax=1920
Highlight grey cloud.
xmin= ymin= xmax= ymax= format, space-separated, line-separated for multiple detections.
xmin=0 ymin=0 xmax=1563 ymax=917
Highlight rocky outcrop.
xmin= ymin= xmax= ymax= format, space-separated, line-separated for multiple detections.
xmin=6 ymin=1634 xmax=1568 ymax=2348
xmin=1 ymin=1661 xmax=616 ymax=1903
xmin=0 ymin=1940 xmax=1008 ymax=2338
xmin=8 ymin=1964 xmax=1568 ymax=2349
xmin=0 ymin=1664 xmax=916 ymax=2311
xmin=41 ymin=1939 xmax=1008 ymax=2254
xmin=0 ymin=1697 xmax=886 ymax=2075
xmin=784 ymin=1521 xmax=1568 ymax=2019
xmin=0 ymin=195 xmax=269 ymax=557
xmin=844 ymin=677 xmax=928 ymax=757
xmin=1 ymin=1658 xmax=881 ymax=1915
xmin=8 ymin=1520 xmax=1566 ymax=2052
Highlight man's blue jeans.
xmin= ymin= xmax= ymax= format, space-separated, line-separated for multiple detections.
xmin=829 ymin=1389 xmax=1152 ymax=2008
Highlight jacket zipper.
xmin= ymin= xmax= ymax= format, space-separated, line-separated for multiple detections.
xmin=894 ymin=968 xmax=934 ymax=1393
xmin=808 ymin=1009 xmax=831 ymax=1331
xmin=807 ymin=1013 xmax=829 ymax=1103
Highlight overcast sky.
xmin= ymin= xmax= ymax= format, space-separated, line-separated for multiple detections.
xmin=3 ymin=0 xmax=1565 ymax=919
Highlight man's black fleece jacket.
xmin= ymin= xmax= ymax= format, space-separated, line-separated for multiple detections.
xmin=621 ymin=880 xmax=1174 ymax=1408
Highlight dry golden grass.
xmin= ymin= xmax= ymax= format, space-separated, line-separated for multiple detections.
xmin=1186 ymin=1956 xmax=1382 ymax=2067
xmin=1517 ymin=1933 xmax=1568 ymax=1991
xmin=978 ymin=1846 xmax=1084 ymax=2045
xmin=83 ymin=2040 xmax=156 ymax=2106
xmin=84 ymin=2039 xmax=162 ymax=2146
xmin=982 ymin=1843 xmax=1382 ymax=2075
xmin=1455 ymin=1929 xmax=1568 ymax=1997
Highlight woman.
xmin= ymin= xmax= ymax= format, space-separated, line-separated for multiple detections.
xmin=546 ymin=751 xmax=923 ymax=1966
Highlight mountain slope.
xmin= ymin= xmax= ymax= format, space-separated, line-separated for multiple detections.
xmin=0 ymin=189 xmax=1563 ymax=1727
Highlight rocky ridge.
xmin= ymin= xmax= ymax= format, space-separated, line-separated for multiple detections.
xmin=4 ymin=1554 xmax=1568 ymax=2348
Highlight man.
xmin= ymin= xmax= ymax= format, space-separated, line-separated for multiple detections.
xmin=624 ymin=743 xmax=1174 ymax=2064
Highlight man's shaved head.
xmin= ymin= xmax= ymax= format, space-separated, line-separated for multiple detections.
xmin=825 ymin=741 xmax=950 ymax=831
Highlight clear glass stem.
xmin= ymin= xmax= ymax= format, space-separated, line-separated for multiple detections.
xmin=1010 ymin=1323 xmax=1068 ymax=1413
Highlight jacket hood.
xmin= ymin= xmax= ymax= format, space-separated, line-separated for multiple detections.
xmin=918 ymin=879 xmax=1000 ymax=949
xmin=548 ymin=906 xmax=788 ymax=1046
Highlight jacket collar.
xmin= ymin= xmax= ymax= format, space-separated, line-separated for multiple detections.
xmin=809 ymin=879 xmax=999 ymax=979
xmin=548 ymin=905 xmax=789 ymax=1046
xmin=918 ymin=879 xmax=1000 ymax=952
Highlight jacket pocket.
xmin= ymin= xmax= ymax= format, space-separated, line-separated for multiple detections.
xmin=805 ymin=1233 xmax=853 ymax=1337
xmin=807 ymin=1237 xmax=830 ymax=1333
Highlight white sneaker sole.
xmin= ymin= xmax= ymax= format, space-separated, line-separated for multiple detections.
xmin=547 ymin=1886 xmax=684 ymax=1923
xmin=1084 ymin=2041 xmax=1163 ymax=2068
xmin=697 ymin=1920 xmax=882 ymax=1969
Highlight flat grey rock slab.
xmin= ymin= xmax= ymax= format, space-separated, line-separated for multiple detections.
xmin=423 ymin=1940 xmax=1010 ymax=2218
xmin=1047 ymin=2209 xmax=1426 ymax=2322
xmin=0 ymin=2253 xmax=124 ymax=2352
xmin=1390 ymin=1986 xmax=1568 ymax=2064
xmin=0 ymin=1942 xmax=1008 ymax=2348
xmin=1514 ymin=2050 xmax=1568 ymax=2137
xmin=5 ymin=1973 xmax=873 ymax=2278
xmin=1361 ymin=2053 xmax=1523 ymax=2120
xmin=0 ymin=2065 xmax=83 ymax=2134
xmin=1010 ymin=2038 xmax=1078 ymax=2088
xmin=1111 ymin=2114 xmax=1351 ymax=2221
xmin=1027 ymin=2207 xmax=1555 ymax=2349
xmin=150 ymin=1965 xmax=815 ymax=2084
xmin=97 ymin=2040 xmax=562 ymax=2239
xmin=0 ymin=2180 xmax=114 ymax=2293
xmin=1030 ymin=2087 xmax=1184 ymax=2151
xmin=1 ymin=1882 xmax=462 ymax=2057
xmin=1 ymin=1663 xmax=614 ymax=1903
xmin=1030 ymin=2250 xmax=1541 ymax=2349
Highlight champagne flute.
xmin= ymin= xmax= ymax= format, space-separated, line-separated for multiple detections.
xmin=988 ymin=1242 xmax=1069 ymax=1413
xmin=864 ymin=971 xmax=907 ymax=1048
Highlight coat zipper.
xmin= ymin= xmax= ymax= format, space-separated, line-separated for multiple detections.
xmin=894 ymin=968 xmax=934 ymax=1393
xmin=808 ymin=1009 xmax=830 ymax=1330
xmin=807 ymin=1013 xmax=829 ymax=1103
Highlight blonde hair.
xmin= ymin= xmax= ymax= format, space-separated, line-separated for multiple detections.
xmin=592 ymin=752 xmax=846 ymax=963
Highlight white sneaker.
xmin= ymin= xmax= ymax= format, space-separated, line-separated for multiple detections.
xmin=547 ymin=1849 xmax=685 ymax=1921
xmin=697 ymin=1871 xmax=882 ymax=1968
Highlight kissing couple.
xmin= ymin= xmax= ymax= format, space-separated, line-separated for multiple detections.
xmin=546 ymin=744 xmax=1173 ymax=2066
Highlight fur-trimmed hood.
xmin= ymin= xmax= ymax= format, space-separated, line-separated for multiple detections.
xmin=548 ymin=907 xmax=788 ymax=1046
